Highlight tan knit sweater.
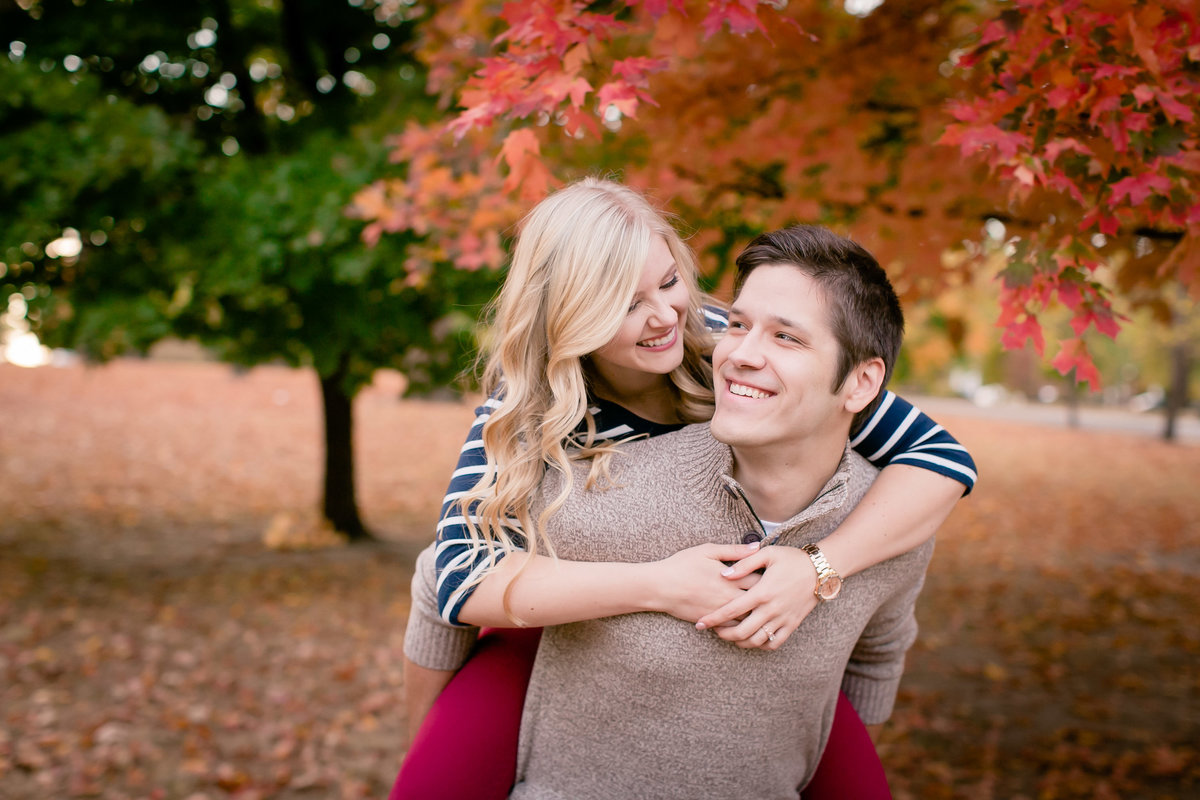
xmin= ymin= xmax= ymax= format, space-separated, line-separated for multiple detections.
xmin=512 ymin=423 xmax=931 ymax=799
xmin=403 ymin=423 xmax=933 ymax=799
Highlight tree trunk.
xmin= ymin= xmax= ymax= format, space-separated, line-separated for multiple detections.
xmin=320 ymin=355 xmax=369 ymax=540
xmin=1163 ymin=338 xmax=1191 ymax=443
xmin=1065 ymin=368 xmax=1081 ymax=429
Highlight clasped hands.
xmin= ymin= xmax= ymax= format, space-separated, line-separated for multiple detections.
xmin=649 ymin=541 xmax=819 ymax=650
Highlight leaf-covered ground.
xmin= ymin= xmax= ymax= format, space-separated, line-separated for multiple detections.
xmin=2 ymin=361 xmax=1197 ymax=799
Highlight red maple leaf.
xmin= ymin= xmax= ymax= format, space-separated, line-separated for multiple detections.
xmin=496 ymin=128 xmax=556 ymax=201
xmin=1050 ymin=338 xmax=1102 ymax=390
xmin=1109 ymin=172 xmax=1172 ymax=206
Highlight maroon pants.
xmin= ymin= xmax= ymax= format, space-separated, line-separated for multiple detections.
xmin=391 ymin=627 xmax=892 ymax=799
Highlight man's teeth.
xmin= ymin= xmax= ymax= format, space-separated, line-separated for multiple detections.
xmin=729 ymin=383 xmax=772 ymax=399
xmin=638 ymin=329 xmax=674 ymax=348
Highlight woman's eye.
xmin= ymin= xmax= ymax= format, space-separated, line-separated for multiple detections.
xmin=660 ymin=273 xmax=680 ymax=290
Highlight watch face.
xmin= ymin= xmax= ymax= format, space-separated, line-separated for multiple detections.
xmin=818 ymin=575 xmax=843 ymax=601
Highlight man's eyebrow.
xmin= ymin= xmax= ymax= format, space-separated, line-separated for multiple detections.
xmin=728 ymin=305 xmax=810 ymax=334
xmin=769 ymin=313 xmax=808 ymax=332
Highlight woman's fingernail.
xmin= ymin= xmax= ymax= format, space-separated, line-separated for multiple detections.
xmin=721 ymin=566 xmax=735 ymax=576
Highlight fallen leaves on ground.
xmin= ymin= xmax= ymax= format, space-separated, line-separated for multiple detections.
xmin=1 ymin=360 xmax=1197 ymax=799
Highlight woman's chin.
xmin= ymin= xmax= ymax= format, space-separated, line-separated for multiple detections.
xmin=644 ymin=344 xmax=685 ymax=375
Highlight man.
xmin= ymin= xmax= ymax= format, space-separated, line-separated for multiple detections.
xmin=402 ymin=225 xmax=935 ymax=797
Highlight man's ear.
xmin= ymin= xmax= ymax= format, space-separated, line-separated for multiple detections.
xmin=842 ymin=357 xmax=886 ymax=414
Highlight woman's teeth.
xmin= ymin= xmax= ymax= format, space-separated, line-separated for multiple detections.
xmin=638 ymin=329 xmax=675 ymax=348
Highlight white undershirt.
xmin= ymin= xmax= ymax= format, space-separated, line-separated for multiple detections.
xmin=760 ymin=519 xmax=783 ymax=542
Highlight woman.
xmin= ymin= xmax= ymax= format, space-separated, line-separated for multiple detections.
xmin=394 ymin=178 xmax=975 ymax=798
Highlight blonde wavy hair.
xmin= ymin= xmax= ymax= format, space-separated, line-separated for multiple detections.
xmin=457 ymin=178 xmax=716 ymax=621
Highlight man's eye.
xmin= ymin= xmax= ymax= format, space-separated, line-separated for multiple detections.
xmin=729 ymin=321 xmax=748 ymax=331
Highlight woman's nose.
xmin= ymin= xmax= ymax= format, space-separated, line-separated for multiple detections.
xmin=646 ymin=296 xmax=676 ymax=328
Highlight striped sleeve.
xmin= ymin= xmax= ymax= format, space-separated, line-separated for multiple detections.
xmin=702 ymin=303 xmax=729 ymax=332
xmin=433 ymin=395 xmax=526 ymax=627
xmin=849 ymin=391 xmax=978 ymax=494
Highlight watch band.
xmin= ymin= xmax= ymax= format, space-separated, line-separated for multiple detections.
xmin=801 ymin=543 xmax=842 ymax=601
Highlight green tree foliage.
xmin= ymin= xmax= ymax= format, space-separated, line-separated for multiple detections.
xmin=0 ymin=0 xmax=500 ymax=537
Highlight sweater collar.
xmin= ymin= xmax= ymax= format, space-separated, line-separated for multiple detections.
xmin=681 ymin=425 xmax=855 ymax=541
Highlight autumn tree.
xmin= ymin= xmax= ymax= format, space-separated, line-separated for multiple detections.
xmin=0 ymin=0 xmax=500 ymax=536
xmin=361 ymin=0 xmax=1198 ymax=422
xmin=360 ymin=0 xmax=1021 ymax=356
xmin=940 ymin=0 xmax=1199 ymax=435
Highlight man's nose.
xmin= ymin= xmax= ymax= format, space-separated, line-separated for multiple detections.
xmin=727 ymin=332 xmax=766 ymax=368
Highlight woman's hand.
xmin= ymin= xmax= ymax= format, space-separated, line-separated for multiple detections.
xmin=694 ymin=546 xmax=818 ymax=650
xmin=647 ymin=541 xmax=762 ymax=623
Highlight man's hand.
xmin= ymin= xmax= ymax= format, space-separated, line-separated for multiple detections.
xmin=647 ymin=541 xmax=762 ymax=622
xmin=694 ymin=545 xmax=818 ymax=650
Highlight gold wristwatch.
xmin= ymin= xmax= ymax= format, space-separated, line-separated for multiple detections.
xmin=801 ymin=544 xmax=843 ymax=602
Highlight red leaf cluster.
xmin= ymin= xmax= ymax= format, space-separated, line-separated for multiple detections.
xmin=442 ymin=1 xmax=787 ymax=190
xmin=942 ymin=0 xmax=1200 ymax=382
xmin=349 ymin=123 xmax=518 ymax=280
xmin=358 ymin=1 xmax=793 ymax=275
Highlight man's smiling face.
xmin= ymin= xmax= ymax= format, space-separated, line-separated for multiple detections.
xmin=709 ymin=264 xmax=855 ymax=453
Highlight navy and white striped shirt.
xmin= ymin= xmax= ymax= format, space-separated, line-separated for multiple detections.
xmin=434 ymin=307 xmax=977 ymax=625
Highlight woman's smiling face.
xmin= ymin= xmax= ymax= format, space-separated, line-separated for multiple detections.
xmin=589 ymin=236 xmax=690 ymax=387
